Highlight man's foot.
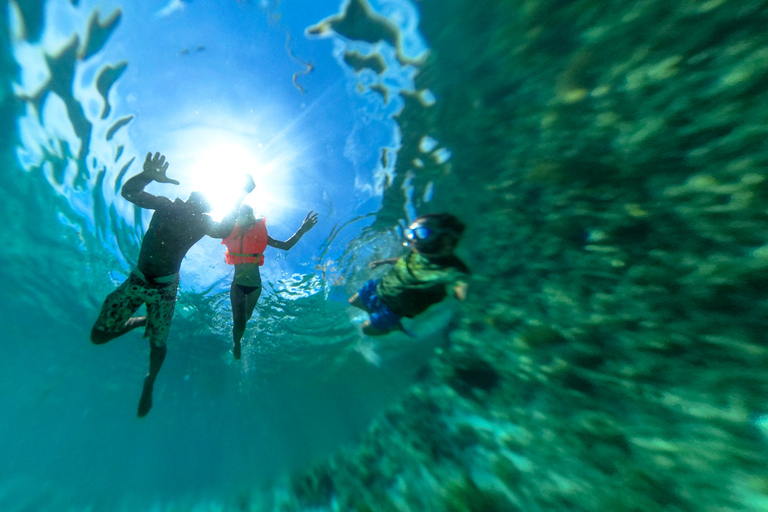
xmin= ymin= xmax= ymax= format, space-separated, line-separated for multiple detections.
xmin=348 ymin=293 xmax=370 ymax=312
xmin=137 ymin=377 xmax=153 ymax=418
xmin=233 ymin=341 xmax=241 ymax=360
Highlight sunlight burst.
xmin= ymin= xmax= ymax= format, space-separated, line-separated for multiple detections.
xmin=169 ymin=126 xmax=293 ymax=222
xmin=184 ymin=141 xmax=263 ymax=220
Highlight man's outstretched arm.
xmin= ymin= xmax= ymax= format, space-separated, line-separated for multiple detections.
xmin=122 ymin=152 xmax=179 ymax=210
xmin=267 ymin=211 xmax=319 ymax=250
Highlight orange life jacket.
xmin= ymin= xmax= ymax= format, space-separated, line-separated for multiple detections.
xmin=222 ymin=218 xmax=268 ymax=265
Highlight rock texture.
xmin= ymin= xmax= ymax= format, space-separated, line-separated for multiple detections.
xmin=285 ymin=0 xmax=768 ymax=510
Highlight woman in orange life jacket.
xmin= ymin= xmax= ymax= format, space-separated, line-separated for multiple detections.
xmin=222 ymin=204 xmax=319 ymax=359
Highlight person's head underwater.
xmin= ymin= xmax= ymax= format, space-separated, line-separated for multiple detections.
xmin=236 ymin=204 xmax=258 ymax=228
xmin=403 ymin=213 xmax=465 ymax=257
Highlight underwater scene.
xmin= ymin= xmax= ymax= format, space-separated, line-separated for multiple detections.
xmin=2 ymin=0 xmax=768 ymax=510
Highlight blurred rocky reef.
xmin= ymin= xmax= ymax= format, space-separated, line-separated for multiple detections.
xmin=286 ymin=0 xmax=768 ymax=510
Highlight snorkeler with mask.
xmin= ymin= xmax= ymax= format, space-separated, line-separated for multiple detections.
xmin=349 ymin=213 xmax=470 ymax=335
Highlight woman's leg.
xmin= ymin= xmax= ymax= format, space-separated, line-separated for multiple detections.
xmin=230 ymin=281 xmax=247 ymax=359
xmin=232 ymin=284 xmax=262 ymax=359
xmin=244 ymin=284 xmax=262 ymax=322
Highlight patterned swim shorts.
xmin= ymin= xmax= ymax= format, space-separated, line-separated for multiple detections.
xmin=93 ymin=270 xmax=179 ymax=347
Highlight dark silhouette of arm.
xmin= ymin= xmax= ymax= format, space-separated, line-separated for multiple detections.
xmin=121 ymin=152 xmax=178 ymax=210
xmin=267 ymin=210 xmax=319 ymax=250
xmin=206 ymin=209 xmax=239 ymax=239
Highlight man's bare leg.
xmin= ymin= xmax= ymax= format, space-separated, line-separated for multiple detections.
xmin=137 ymin=343 xmax=166 ymax=418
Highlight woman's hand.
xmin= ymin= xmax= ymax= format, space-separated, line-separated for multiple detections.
xmin=300 ymin=210 xmax=319 ymax=232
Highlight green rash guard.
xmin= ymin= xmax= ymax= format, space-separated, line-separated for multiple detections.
xmin=376 ymin=252 xmax=470 ymax=318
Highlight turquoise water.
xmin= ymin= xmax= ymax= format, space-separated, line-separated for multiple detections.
xmin=0 ymin=0 xmax=450 ymax=509
xmin=5 ymin=0 xmax=768 ymax=511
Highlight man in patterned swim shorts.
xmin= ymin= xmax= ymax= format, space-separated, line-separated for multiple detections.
xmin=91 ymin=151 xmax=254 ymax=417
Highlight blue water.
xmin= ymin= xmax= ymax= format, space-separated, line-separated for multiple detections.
xmin=0 ymin=0 xmax=450 ymax=509
xmin=9 ymin=1 xmax=768 ymax=510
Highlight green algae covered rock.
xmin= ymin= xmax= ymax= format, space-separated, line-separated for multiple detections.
xmin=286 ymin=0 xmax=768 ymax=510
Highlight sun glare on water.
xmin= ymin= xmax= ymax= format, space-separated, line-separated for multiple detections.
xmin=179 ymin=138 xmax=281 ymax=222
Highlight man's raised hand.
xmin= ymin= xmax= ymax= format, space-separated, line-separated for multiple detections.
xmin=243 ymin=174 xmax=256 ymax=194
xmin=143 ymin=152 xmax=180 ymax=185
